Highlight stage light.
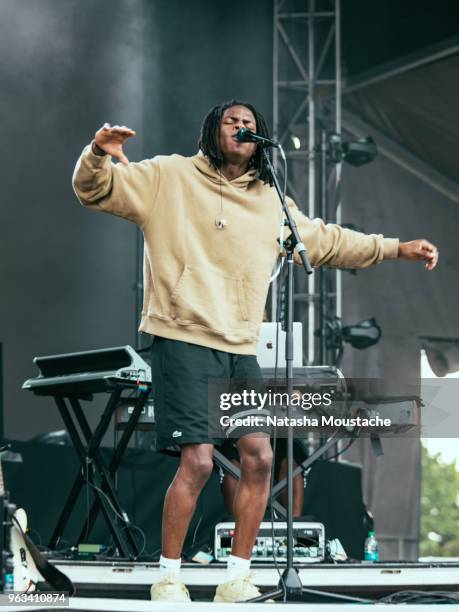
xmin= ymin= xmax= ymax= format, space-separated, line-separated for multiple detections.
xmin=328 ymin=133 xmax=377 ymax=167
xmin=290 ymin=135 xmax=301 ymax=150
xmin=420 ymin=336 xmax=459 ymax=377
xmin=342 ymin=317 xmax=381 ymax=350
xmin=341 ymin=137 xmax=377 ymax=167
xmin=318 ymin=316 xmax=382 ymax=366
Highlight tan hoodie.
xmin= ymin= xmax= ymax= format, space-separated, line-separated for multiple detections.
xmin=72 ymin=145 xmax=399 ymax=354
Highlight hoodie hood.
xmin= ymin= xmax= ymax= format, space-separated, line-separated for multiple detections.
xmin=191 ymin=152 xmax=258 ymax=189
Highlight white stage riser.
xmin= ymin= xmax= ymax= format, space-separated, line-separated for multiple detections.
xmin=52 ymin=560 xmax=459 ymax=589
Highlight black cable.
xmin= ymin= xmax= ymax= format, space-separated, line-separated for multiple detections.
xmin=121 ymin=524 xmax=147 ymax=558
xmin=325 ymin=431 xmax=359 ymax=461
xmin=282 ymin=145 xmax=287 ymax=203
xmin=80 ymin=463 xmax=128 ymax=523
xmin=379 ymin=590 xmax=459 ymax=604
xmin=27 ymin=528 xmax=43 ymax=548
xmin=130 ymin=463 xmax=137 ymax=525
xmin=80 ymin=464 xmax=149 ymax=561
xmin=148 ymin=546 xmax=162 ymax=560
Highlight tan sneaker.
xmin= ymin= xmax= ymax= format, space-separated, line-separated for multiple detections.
xmin=150 ymin=573 xmax=191 ymax=602
xmin=213 ymin=573 xmax=262 ymax=602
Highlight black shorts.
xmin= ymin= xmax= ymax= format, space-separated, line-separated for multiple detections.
xmin=151 ymin=336 xmax=265 ymax=454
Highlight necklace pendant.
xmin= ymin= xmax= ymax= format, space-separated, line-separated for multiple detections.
xmin=215 ymin=215 xmax=228 ymax=230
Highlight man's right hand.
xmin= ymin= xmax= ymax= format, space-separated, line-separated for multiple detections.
xmin=93 ymin=123 xmax=136 ymax=165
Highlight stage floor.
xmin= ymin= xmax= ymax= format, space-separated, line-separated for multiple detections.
xmin=33 ymin=558 xmax=459 ymax=604
xmin=6 ymin=596 xmax=459 ymax=611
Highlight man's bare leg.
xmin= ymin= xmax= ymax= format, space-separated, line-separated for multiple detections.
xmin=230 ymin=435 xmax=273 ymax=558
xmin=162 ymin=443 xmax=214 ymax=558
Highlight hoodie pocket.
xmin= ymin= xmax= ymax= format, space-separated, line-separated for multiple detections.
xmin=170 ymin=265 xmax=251 ymax=339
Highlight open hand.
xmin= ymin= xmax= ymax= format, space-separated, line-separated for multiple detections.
xmin=398 ymin=239 xmax=439 ymax=270
xmin=94 ymin=123 xmax=136 ymax=165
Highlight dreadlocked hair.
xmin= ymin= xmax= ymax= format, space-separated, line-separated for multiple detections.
xmin=197 ymin=99 xmax=274 ymax=186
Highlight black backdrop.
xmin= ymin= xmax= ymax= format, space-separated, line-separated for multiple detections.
xmin=4 ymin=440 xmax=367 ymax=561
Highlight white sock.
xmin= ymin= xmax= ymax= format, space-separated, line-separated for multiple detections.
xmin=226 ymin=554 xmax=251 ymax=581
xmin=159 ymin=554 xmax=181 ymax=578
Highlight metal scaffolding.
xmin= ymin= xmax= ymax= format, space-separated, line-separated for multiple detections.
xmin=272 ymin=0 xmax=342 ymax=365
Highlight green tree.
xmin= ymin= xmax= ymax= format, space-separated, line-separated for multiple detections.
xmin=421 ymin=444 xmax=459 ymax=557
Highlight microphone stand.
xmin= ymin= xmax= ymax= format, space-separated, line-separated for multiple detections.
xmin=251 ymin=147 xmax=372 ymax=605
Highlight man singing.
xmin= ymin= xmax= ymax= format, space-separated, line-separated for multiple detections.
xmin=72 ymin=99 xmax=438 ymax=602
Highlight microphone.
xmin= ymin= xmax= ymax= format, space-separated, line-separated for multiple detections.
xmin=235 ymin=128 xmax=280 ymax=148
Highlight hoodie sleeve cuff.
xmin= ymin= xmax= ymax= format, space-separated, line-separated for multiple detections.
xmin=382 ymin=238 xmax=399 ymax=260
xmin=84 ymin=141 xmax=112 ymax=167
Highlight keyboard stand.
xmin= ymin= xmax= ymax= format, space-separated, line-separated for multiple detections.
xmin=212 ymin=433 xmax=347 ymax=519
xmin=39 ymin=381 xmax=150 ymax=559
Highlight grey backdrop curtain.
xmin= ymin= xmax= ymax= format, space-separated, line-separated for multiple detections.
xmin=339 ymin=130 xmax=459 ymax=559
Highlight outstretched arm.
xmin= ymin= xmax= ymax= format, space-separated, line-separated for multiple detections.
xmin=287 ymin=198 xmax=438 ymax=271
xmin=72 ymin=123 xmax=160 ymax=227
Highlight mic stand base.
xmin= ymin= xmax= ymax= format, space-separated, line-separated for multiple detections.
xmin=250 ymin=556 xmax=373 ymax=604
xmin=282 ymin=566 xmax=303 ymax=600
xmin=250 ymin=583 xmax=374 ymax=604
